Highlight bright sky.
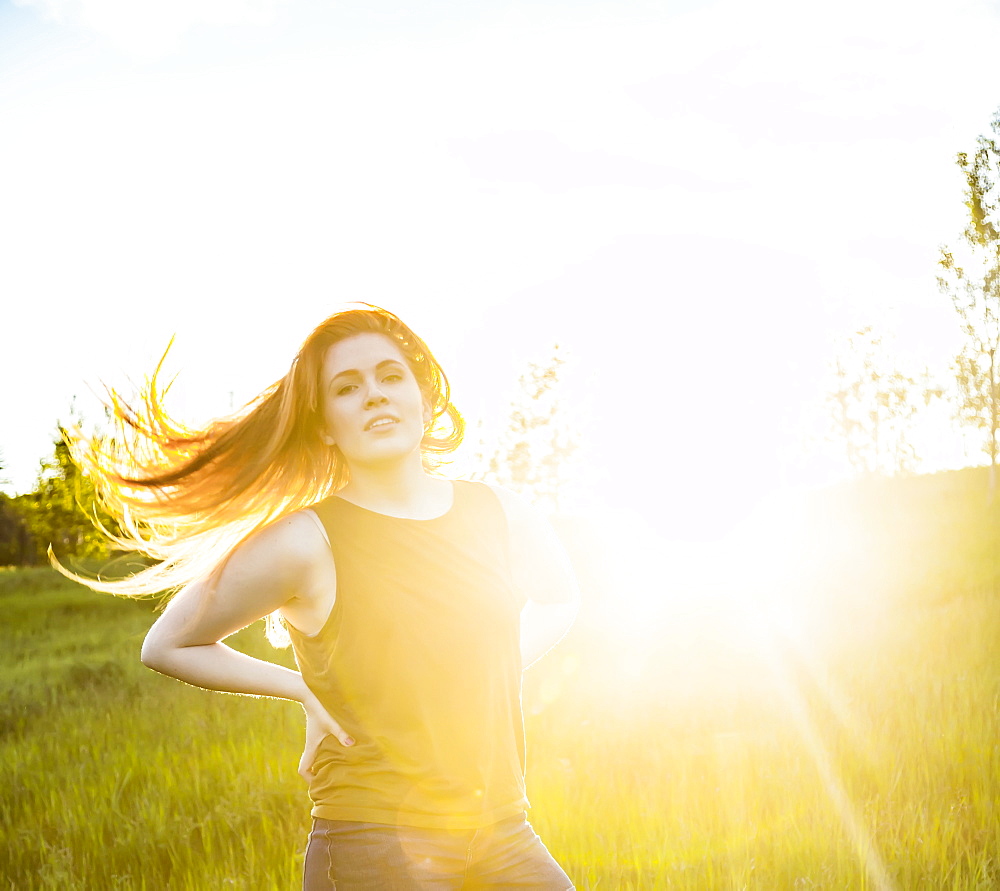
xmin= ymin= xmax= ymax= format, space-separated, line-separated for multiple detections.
xmin=2 ymin=0 xmax=999 ymax=537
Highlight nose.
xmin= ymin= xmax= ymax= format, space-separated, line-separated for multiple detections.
xmin=364 ymin=381 xmax=388 ymax=408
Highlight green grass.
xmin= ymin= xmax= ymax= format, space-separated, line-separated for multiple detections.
xmin=3 ymin=467 xmax=1000 ymax=889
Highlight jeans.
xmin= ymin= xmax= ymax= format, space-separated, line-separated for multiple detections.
xmin=302 ymin=814 xmax=575 ymax=890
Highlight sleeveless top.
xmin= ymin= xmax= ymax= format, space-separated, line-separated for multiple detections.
xmin=287 ymin=480 xmax=530 ymax=829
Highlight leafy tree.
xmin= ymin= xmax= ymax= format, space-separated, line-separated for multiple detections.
xmin=0 ymin=450 xmax=33 ymax=565
xmin=0 ymin=493 xmax=33 ymax=566
xmin=16 ymin=429 xmax=119 ymax=565
xmin=938 ymin=109 xmax=1000 ymax=493
xmin=826 ymin=327 xmax=941 ymax=476
xmin=480 ymin=345 xmax=580 ymax=513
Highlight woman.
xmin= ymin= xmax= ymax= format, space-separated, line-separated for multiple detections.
xmin=70 ymin=305 xmax=578 ymax=889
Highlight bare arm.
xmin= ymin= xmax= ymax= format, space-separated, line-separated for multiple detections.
xmin=490 ymin=486 xmax=580 ymax=669
xmin=140 ymin=590 xmax=310 ymax=702
xmin=519 ymin=599 xmax=578 ymax=669
xmin=140 ymin=511 xmax=353 ymax=776
xmin=141 ymin=512 xmax=318 ymax=699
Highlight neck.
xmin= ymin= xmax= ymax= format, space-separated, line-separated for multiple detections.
xmin=339 ymin=453 xmax=451 ymax=519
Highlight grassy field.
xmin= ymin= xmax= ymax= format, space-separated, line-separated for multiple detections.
xmin=2 ymin=467 xmax=999 ymax=889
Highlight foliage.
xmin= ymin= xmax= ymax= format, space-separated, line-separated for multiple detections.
xmin=0 ymin=493 xmax=34 ymax=565
xmin=826 ymin=327 xmax=942 ymax=476
xmin=8 ymin=429 xmax=119 ymax=565
xmin=482 ymin=345 xmax=580 ymax=512
xmin=938 ymin=109 xmax=1000 ymax=484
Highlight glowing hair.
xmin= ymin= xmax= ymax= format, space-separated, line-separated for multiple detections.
xmin=61 ymin=305 xmax=464 ymax=603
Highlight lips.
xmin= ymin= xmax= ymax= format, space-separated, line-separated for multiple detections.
xmin=365 ymin=415 xmax=400 ymax=431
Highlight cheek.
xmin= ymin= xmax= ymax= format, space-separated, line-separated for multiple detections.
xmin=318 ymin=417 xmax=336 ymax=445
xmin=320 ymin=401 xmax=347 ymax=441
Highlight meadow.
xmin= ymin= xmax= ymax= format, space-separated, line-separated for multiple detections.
xmin=2 ymin=467 xmax=999 ymax=889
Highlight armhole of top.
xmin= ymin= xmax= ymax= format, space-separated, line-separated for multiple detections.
xmin=482 ymin=483 xmax=525 ymax=609
xmin=301 ymin=507 xmax=331 ymax=548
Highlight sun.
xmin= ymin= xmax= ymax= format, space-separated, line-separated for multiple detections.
xmin=572 ymin=484 xmax=831 ymax=670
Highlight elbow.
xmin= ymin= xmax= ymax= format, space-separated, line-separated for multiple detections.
xmin=139 ymin=637 xmax=161 ymax=672
xmin=140 ymin=629 xmax=173 ymax=673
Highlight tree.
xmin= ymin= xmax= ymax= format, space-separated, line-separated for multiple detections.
xmin=826 ymin=327 xmax=941 ymax=476
xmin=0 ymin=449 xmax=33 ymax=565
xmin=0 ymin=493 xmax=33 ymax=566
xmin=16 ymin=429 xmax=119 ymax=565
xmin=480 ymin=345 xmax=581 ymax=513
xmin=938 ymin=109 xmax=1000 ymax=493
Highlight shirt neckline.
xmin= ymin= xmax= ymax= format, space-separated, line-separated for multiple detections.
xmin=331 ymin=479 xmax=459 ymax=522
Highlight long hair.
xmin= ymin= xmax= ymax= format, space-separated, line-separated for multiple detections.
xmin=61 ymin=305 xmax=464 ymax=605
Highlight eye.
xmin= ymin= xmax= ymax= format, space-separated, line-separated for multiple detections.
xmin=382 ymin=372 xmax=403 ymax=384
xmin=336 ymin=384 xmax=358 ymax=396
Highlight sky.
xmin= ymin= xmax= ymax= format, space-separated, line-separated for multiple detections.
xmin=2 ymin=0 xmax=999 ymax=537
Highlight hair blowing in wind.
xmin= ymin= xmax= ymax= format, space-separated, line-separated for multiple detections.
xmin=58 ymin=306 xmax=464 ymax=601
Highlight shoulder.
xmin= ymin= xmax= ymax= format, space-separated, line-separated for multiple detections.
xmin=482 ymin=481 xmax=533 ymax=518
xmin=482 ymin=483 xmax=550 ymax=535
xmin=254 ymin=509 xmax=329 ymax=555
xmin=153 ymin=509 xmax=334 ymax=645
xmin=482 ymin=484 xmax=579 ymax=605
xmin=227 ymin=509 xmax=331 ymax=590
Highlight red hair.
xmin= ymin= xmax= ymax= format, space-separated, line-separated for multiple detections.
xmin=60 ymin=305 xmax=464 ymax=602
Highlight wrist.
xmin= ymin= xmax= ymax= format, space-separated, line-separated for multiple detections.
xmin=299 ymin=684 xmax=322 ymax=711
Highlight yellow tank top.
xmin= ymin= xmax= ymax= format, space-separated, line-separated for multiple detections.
xmin=288 ymin=480 xmax=530 ymax=829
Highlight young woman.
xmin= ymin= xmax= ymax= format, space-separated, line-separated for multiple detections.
xmin=70 ymin=305 xmax=578 ymax=889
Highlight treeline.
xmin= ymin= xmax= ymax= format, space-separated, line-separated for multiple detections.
xmin=0 ymin=432 xmax=117 ymax=566
xmin=3 ymin=110 xmax=999 ymax=565
xmin=827 ymin=109 xmax=1000 ymax=483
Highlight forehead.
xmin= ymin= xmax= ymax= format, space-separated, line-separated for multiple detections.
xmin=321 ymin=332 xmax=408 ymax=379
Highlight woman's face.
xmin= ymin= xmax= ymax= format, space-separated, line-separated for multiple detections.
xmin=319 ymin=332 xmax=428 ymax=468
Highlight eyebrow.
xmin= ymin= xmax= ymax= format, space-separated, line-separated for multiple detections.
xmin=328 ymin=359 xmax=405 ymax=385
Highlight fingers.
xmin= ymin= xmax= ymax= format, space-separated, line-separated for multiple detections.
xmin=333 ymin=723 xmax=355 ymax=748
xmin=303 ymin=698 xmax=355 ymax=748
xmin=298 ymin=719 xmax=356 ymax=783
xmin=319 ymin=716 xmax=355 ymax=749
xmin=298 ymin=755 xmax=313 ymax=783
